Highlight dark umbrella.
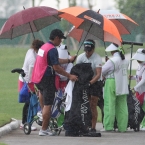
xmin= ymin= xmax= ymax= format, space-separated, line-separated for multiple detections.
xmin=59 ymin=6 xmax=122 ymax=55
xmin=0 ymin=6 xmax=61 ymax=39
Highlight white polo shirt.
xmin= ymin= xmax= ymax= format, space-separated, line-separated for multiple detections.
xmin=76 ymin=52 xmax=102 ymax=80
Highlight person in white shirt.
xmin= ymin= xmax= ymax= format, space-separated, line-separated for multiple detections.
xmin=55 ymin=44 xmax=73 ymax=91
xmin=76 ymin=39 xmax=103 ymax=133
xmin=18 ymin=39 xmax=44 ymax=130
xmin=102 ymin=43 xmax=129 ymax=132
xmin=130 ymin=48 xmax=145 ymax=131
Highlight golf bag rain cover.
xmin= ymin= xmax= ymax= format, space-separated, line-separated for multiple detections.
xmin=127 ymin=88 xmax=144 ymax=131
xmin=64 ymin=63 xmax=94 ymax=135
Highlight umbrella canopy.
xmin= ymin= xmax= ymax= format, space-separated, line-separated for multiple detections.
xmin=0 ymin=6 xmax=61 ymax=39
xmin=98 ymin=9 xmax=138 ymax=35
xmin=59 ymin=6 xmax=122 ymax=46
xmin=68 ymin=26 xmax=101 ymax=42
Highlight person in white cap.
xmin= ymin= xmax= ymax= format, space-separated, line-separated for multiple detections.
xmin=130 ymin=48 xmax=145 ymax=131
xmin=55 ymin=44 xmax=73 ymax=91
xmin=76 ymin=39 xmax=103 ymax=133
xmin=102 ymin=43 xmax=129 ymax=132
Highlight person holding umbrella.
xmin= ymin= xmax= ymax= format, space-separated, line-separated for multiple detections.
xmin=130 ymin=48 xmax=145 ymax=130
xmin=31 ymin=29 xmax=78 ymax=136
xmin=76 ymin=39 xmax=103 ymax=133
xmin=102 ymin=43 xmax=129 ymax=132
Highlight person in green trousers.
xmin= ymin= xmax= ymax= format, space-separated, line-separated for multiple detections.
xmin=102 ymin=43 xmax=129 ymax=132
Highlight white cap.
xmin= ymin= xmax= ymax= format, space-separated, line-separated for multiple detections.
xmin=131 ymin=48 xmax=145 ymax=61
xmin=57 ymin=44 xmax=69 ymax=59
xmin=105 ymin=43 xmax=118 ymax=52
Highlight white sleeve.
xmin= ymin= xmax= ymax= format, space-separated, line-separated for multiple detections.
xmin=28 ymin=65 xmax=34 ymax=83
xmin=58 ymin=63 xmax=73 ymax=80
xmin=134 ymin=71 xmax=145 ymax=91
xmin=95 ymin=55 xmax=102 ymax=68
xmin=76 ymin=55 xmax=82 ymax=64
xmin=102 ymin=59 xmax=114 ymax=77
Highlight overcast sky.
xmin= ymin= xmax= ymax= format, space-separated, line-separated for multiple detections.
xmin=36 ymin=0 xmax=117 ymax=11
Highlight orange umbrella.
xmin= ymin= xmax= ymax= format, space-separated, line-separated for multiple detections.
xmin=98 ymin=10 xmax=138 ymax=35
xmin=68 ymin=26 xmax=101 ymax=42
xmin=59 ymin=6 xmax=122 ymax=46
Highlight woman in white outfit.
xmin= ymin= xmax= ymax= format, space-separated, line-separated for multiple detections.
xmin=102 ymin=43 xmax=129 ymax=132
xmin=130 ymin=48 xmax=145 ymax=130
xmin=19 ymin=39 xmax=44 ymax=130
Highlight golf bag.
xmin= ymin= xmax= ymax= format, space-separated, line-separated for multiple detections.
xmin=127 ymin=87 xmax=145 ymax=131
xmin=64 ymin=63 xmax=101 ymax=136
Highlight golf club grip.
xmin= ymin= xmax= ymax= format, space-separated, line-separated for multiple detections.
xmin=122 ymin=41 xmax=143 ymax=46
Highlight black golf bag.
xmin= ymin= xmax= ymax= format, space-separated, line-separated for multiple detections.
xmin=63 ymin=63 xmax=101 ymax=137
xmin=127 ymin=87 xmax=145 ymax=131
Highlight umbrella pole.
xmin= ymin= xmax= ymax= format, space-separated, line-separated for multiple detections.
xmin=103 ymin=42 xmax=108 ymax=62
xmin=23 ymin=6 xmax=35 ymax=40
xmin=122 ymin=41 xmax=143 ymax=88
xmin=129 ymin=43 xmax=133 ymax=88
xmin=76 ymin=23 xmax=93 ymax=56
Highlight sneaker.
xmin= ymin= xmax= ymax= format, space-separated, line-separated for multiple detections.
xmin=20 ymin=123 xmax=37 ymax=131
xmin=39 ymin=129 xmax=55 ymax=136
xmin=31 ymin=126 xmax=37 ymax=131
xmin=20 ymin=123 xmax=24 ymax=129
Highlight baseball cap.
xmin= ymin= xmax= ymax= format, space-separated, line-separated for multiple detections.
xmin=50 ymin=29 xmax=66 ymax=39
xmin=84 ymin=41 xmax=95 ymax=51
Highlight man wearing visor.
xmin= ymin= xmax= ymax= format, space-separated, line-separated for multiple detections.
xmin=76 ymin=39 xmax=103 ymax=133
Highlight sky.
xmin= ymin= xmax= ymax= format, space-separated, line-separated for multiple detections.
xmin=35 ymin=0 xmax=117 ymax=11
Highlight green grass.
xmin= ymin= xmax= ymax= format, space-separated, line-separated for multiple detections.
xmin=0 ymin=113 xmax=11 ymax=127
xmin=0 ymin=143 xmax=7 ymax=145
xmin=0 ymin=47 xmax=28 ymax=120
xmin=0 ymin=46 xmax=137 ymax=127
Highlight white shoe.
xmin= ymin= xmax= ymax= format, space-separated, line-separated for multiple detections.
xmin=31 ymin=126 xmax=37 ymax=131
xmin=39 ymin=129 xmax=55 ymax=136
xmin=20 ymin=123 xmax=24 ymax=129
xmin=20 ymin=123 xmax=37 ymax=131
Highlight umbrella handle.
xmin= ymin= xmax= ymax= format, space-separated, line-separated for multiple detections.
xmin=76 ymin=23 xmax=93 ymax=56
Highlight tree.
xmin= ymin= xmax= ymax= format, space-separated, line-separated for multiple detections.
xmin=115 ymin=0 xmax=145 ymax=34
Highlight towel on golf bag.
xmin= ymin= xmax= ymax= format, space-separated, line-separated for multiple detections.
xmin=63 ymin=63 xmax=94 ymax=136
xmin=127 ymin=87 xmax=145 ymax=131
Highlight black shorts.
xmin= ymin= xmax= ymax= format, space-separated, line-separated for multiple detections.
xmin=36 ymin=75 xmax=56 ymax=105
xmin=88 ymin=81 xmax=103 ymax=98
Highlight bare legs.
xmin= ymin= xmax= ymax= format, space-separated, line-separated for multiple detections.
xmin=90 ymin=96 xmax=98 ymax=129
xmin=42 ymin=105 xmax=52 ymax=130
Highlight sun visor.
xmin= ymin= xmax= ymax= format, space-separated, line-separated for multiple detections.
xmin=131 ymin=48 xmax=145 ymax=61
